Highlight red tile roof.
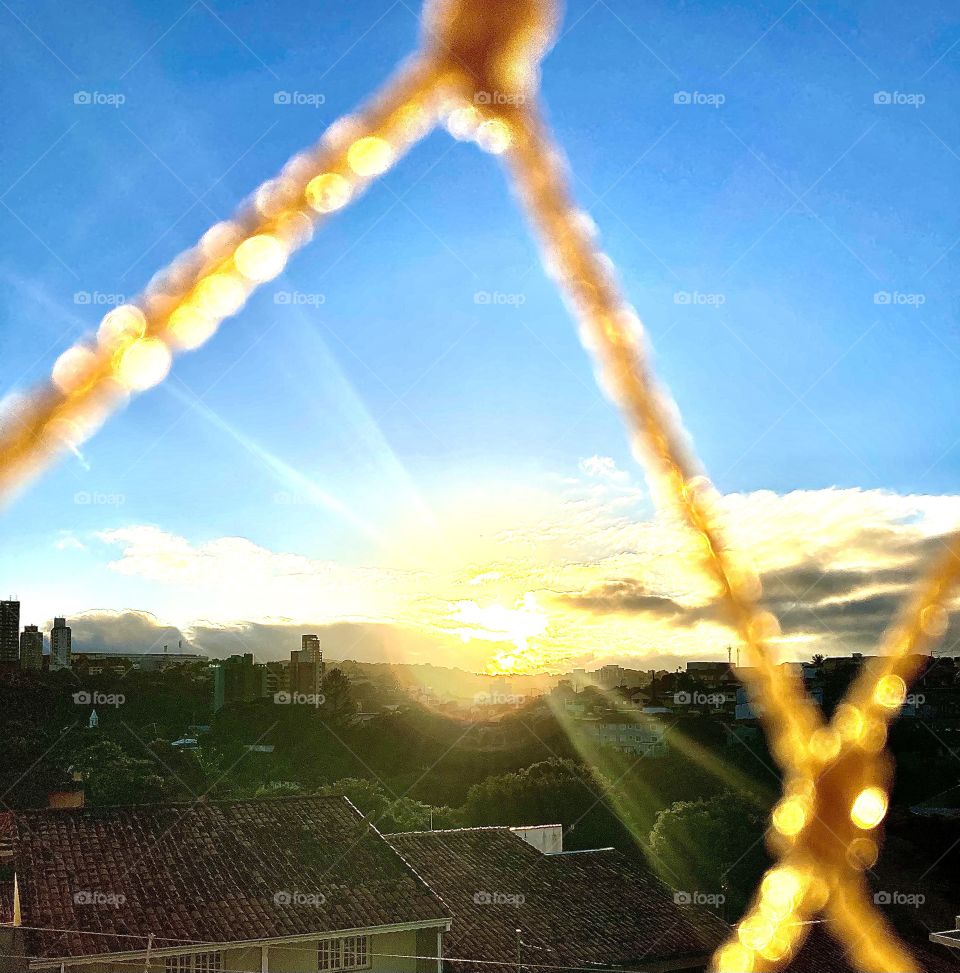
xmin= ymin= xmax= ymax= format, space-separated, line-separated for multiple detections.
xmin=788 ymin=922 xmax=960 ymax=973
xmin=389 ymin=829 xmax=955 ymax=973
xmin=388 ymin=827 xmax=729 ymax=970
xmin=12 ymin=796 xmax=449 ymax=961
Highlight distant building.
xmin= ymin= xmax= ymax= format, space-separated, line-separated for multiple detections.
xmin=212 ymin=653 xmax=269 ymax=712
xmin=50 ymin=617 xmax=71 ymax=670
xmin=73 ymin=650 xmax=203 ymax=672
xmin=597 ymin=664 xmax=625 ymax=689
xmin=290 ymin=634 xmax=325 ymax=696
xmin=265 ymin=660 xmax=289 ymax=697
xmin=301 ymin=633 xmax=322 ymax=659
xmin=685 ymin=661 xmax=732 ymax=686
xmin=578 ymin=715 xmax=667 ymax=755
xmin=0 ymin=599 xmax=20 ymax=665
xmin=19 ymin=624 xmax=43 ymax=670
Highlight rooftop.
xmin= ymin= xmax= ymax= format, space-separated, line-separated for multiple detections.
xmin=387 ymin=826 xmax=727 ymax=970
xmin=10 ymin=795 xmax=449 ymax=961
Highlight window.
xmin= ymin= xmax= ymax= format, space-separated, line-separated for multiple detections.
xmin=318 ymin=935 xmax=370 ymax=971
xmin=164 ymin=953 xmax=223 ymax=972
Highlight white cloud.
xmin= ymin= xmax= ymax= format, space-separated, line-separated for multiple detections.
xmin=578 ymin=455 xmax=629 ymax=482
xmin=54 ymin=532 xmax=86 ymax=552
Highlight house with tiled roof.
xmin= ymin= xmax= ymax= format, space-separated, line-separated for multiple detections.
xmin=387 ymin=825 xmax=956 ymax=973
xmin=0 ymin=796 xmax=450 ymax=972
xmin=387 ymin=824 xmax=727 ymax=973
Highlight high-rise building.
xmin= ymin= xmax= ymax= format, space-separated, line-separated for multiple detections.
xmin=211 ymin=654 xmax=269 ymax=712
xmin=290 ymin=634 xmax=324 ymax=696
xmin=19 ymin=625 xmax=43 ymax=670
xmin=51 ymin=617 xmax=72 ymax=670
xmin=0 ymin=600 xmax=20 ymax=665
xmin=301 ymin=634 xmax=322 ymax=662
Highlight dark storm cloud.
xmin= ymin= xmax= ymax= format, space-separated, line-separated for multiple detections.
xmin=63 ymin=610 xmax=194 ymax=655
xmin=186 ymin=620 xmax=496 ymax=670
xmin=558 ymin=530 xmax=960 ymax=653
xmin=44 ymin=612 xmax=501 ymax=670
xmin=562 ymin=581 xmax=713 ymax=621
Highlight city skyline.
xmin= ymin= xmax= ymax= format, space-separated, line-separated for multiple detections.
xmin=1 ymin=0 xmax=958 ymax=673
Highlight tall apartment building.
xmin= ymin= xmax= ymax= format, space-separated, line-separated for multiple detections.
xmin=19 ymin=625 xmax=44 ymax=670
xmin=290 ymin=634 xmax=324 ymax=695
xmin=50 ymin=617 xmax=72 ymax=670
xmin=212 ymin=654 xmax=269 ymax=712
xmin=300 ymin=634 xmax=322 ymax=661
xmin=0 ymin=600 xmax=20 ymax=665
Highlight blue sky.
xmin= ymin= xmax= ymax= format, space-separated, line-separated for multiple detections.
xmin=0 ymin=0 xmax=957 ymax=668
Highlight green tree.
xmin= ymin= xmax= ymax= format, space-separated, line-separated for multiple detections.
xmin=649 ymin=792 xmax=770 ymax=918
xmin=320 ymin=669 xmax=355 ymax=724
xmin=70 ymin=738 xmax=173 ymax=806
xmin=460 ymin=758 xmax=630 ymax=850
xmin=316 ymin=777 xmax=455 ymax=832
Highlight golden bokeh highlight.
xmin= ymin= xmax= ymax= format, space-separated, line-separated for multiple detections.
xmin=234 ymin=234 xmax=289 ymax=283
xmin=716 ymin=943 xmax=755 ymax=973
xmin=97 ymin=305 xmax=147 ymax=350
xmin=166 ymin=305 xmax=218 ymax=351
xmin=850 ymin=786 xmax=888 ymax=830
xmin=476 ymin=118 xmax=513 ymax=154
xmin=193 ymin=273 xmax=247 ymax=318
xmin=872 ymin=673 xmax=907 ymax=710
xmin=807 ymin=727 xmax=841 ymax=763
xmin=116 ymin=337 xmax=172 ymax=391
xmin=51 ymin=346 xmax=99 ymax=396
xmin=347 ymin=136 xmax=395 ymax=176
xmin=771 ymin=797 xmax=808 ymax=838
xmin=305 ymin=172 xmax=353 ymax=213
